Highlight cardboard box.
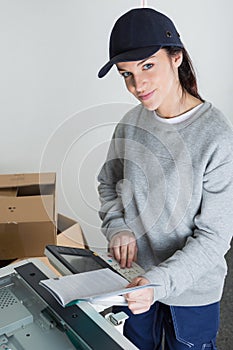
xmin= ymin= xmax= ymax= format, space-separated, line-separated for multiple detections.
xmin=0 ymin=172 xmax=56 ymax=259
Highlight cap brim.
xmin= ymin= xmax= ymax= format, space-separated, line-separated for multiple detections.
xmin=98 ymin=46 xmax=161 ymax=78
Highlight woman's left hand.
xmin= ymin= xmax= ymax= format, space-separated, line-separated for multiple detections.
xmin=125 ymin=276 xmax=154 ymax=314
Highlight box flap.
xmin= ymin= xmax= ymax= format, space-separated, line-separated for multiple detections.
xmin=0 ymin=173 xmax=56 ymax=189
xmin=57 ymin=213 xmax=77 ymax=232
xmin=62 ymin=223 xmax=87 ymax=247
xmin=57 ymin=213 xmax=88 ymax=248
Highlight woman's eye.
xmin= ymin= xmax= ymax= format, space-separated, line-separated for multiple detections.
xmin=121 ymin=71 xmax=131 ymax=78
xmin=143 ymin=63 xmax=153 ymax=70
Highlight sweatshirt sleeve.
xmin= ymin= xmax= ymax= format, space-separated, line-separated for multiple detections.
xmin=97 ymin=131 xmax=132 ymax=242
xmin=143 ymin=142 xmax=233 ymax=301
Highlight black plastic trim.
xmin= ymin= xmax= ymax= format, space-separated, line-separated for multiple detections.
xmin=15 ymin=262 xmax=124 ymax=350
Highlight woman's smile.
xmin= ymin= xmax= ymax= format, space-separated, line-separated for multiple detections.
xmin=138 ymin=90 xmax=156 ymax=101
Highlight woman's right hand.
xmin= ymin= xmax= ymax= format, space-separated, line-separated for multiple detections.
xmin=109 ymin=231 xmax=138 ymax=268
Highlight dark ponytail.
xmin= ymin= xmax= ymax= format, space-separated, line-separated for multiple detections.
xmin=164 ymin=46 xmax=203 ymax=101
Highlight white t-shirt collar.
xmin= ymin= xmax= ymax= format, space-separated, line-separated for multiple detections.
xmin=154 ymin=104 xmax=203 ymax=124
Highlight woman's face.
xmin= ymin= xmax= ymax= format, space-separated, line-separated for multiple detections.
xmin=116 ymin=49 xmax=182 ymax=114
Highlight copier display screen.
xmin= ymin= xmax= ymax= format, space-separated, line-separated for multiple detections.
xmin=60 ymin=254 xmax=104 ymax=273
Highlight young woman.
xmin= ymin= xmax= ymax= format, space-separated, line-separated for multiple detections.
xmin=97 ymin=8 xmax=233 ymax=350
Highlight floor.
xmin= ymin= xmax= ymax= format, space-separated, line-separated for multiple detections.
xmin=217 ymin=247 xmax=233 ymax=349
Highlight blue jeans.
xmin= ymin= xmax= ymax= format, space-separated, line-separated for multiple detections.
xmin=113 ymin=302 xmax=219 ymax=350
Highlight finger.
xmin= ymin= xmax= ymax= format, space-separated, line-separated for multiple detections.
xmin=119 ymin=243 xmax=128 ymax=268
xmin=133 ymin=245 xmax=138 ymax=262
xmin=119 ymin=234 xmax=136 ymax=268
xmin=125 ymin=286 xmax=153 ymax=303
xmin=109 ymin=236 xmax=121 ymax=262
xmin=127 ymin=241 xmax=137 ymax=268
xmin=113 ymin=246 xmax=122 ymax=262
xmin=119 ymin=234 xmax=132 ymax=268
xmin=126 ymin=298 xmax=151 ymax=314
xmin=126 ymin=277 xmax=141 ymax=288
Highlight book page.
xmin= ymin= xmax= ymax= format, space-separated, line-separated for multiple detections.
xmin=40 ymin=268 xmax=129 ymax=306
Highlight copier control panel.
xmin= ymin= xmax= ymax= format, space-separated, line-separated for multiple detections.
xmin=45 ymin=245 xmax=145 ymax=282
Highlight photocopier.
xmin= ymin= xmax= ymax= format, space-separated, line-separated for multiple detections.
xmin=0 ymin=255 xmax=139 ymax=350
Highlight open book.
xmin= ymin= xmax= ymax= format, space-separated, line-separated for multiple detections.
xmin=39 ymin=268 xmax=158 ymax=307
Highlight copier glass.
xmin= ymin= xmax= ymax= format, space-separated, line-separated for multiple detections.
xmin=0 ymin=259 xmax=138 ymax=350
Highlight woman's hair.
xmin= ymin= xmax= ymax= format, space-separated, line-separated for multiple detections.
xmin=164 ymin=46 xmax=203 ymax=101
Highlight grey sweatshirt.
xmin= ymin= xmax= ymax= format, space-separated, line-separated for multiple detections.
xmin=97 ymin=101 xmax=233 ymax=306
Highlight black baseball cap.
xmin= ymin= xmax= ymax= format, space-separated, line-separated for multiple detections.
xmin=98 ymin=8 xmax=183 ymax=78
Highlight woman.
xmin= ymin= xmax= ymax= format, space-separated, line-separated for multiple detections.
xmin=97 ymin=8 xmax=233 ymax=350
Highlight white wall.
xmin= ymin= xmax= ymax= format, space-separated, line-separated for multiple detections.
xmin=0 ymin=0 xmax=232 ymax=248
